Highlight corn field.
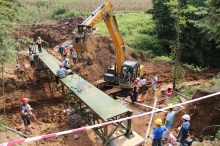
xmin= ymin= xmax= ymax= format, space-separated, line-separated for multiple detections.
xmin=19 ymin=0 xmax=152 ymax=12
xmin=74 ymin=0 xmax=152 ymax=11
xmin=18 ymin=0 xmax=152 ymax=23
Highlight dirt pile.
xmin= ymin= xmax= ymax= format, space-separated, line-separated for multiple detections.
xmin=173 ymin=86 xmax=220 ymax=140
xmin=14 ymin=17 xmax=84 ymax=47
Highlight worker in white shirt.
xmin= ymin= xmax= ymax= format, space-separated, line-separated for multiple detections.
xmin=140 ymin=76 xmax=147 ymax=96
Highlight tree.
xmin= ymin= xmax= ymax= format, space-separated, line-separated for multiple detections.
xmin=194 ymin=0 xmax=220 ymax=46
xmin=152 ymin=0 xmax=176 ymax=56
xmin=0 ymin=0 xmax=19 ymax=126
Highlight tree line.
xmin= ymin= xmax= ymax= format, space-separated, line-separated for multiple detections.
xmin=151 ymin=0 xmax=220 ymax=68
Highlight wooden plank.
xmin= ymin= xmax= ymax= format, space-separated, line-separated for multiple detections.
xmin=110 ymin=130 xmax=144 ymax=146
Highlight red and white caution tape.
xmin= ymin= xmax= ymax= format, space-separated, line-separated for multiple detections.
xmin=1 ymin=92 xmax=220 ymax=146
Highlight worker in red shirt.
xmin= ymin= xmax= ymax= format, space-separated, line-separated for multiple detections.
xmin=165 ymin=85 xmax=173 ymax=106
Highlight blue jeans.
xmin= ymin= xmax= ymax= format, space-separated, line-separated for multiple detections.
xmin=130 ymin=92 xmax=137 ymax=102
xmin=180 ymin=136 xmax=187 ymax=146
xmin=152 ymin=139 xmax=162 ymax=146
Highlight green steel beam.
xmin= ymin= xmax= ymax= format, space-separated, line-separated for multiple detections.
xmin=34 ymin=49 xmax=134 ymax=145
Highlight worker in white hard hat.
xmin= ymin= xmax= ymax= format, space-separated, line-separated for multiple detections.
xmin=140 ymin=76 xmax=147 ymax=96
xmin=34 ymin=36 xmax=48 ymax=53
xmin=150 ymin=118 xmax=167 ymax=146
xmin=62 ymin=58 xmax=70 ymax=70
xmin=136 ymin=77 xmax=141 ymax=93
xmin=177 ymin=114 xmax=190 ymax=146
xmin=163 ymin=103 xmax=175 ymax=141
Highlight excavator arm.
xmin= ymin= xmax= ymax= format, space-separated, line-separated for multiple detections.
xmin=73 ymin=1 xmax=125 ymax=75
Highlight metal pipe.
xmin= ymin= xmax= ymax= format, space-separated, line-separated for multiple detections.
xmin=134 ymin=102 xmax=167 ymax=113
xmin=144 ymin=98 xmax=157 ymax=144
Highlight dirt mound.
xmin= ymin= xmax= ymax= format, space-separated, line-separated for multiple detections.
xmin=14 ymin=17 xmax=84 ymax=47
xmin=173 ymin=86 xmax=220 ymax=139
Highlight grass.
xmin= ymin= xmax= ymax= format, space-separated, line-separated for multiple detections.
xmin=170 ymin=72 xmax=220 ymax=104
xmin=153 ymin=56 xmax=173 ymax=63
xmin=17 ymin=0 xmax=158 ymax=53
xmin=96 ymin=12 xmax=159 ymax=51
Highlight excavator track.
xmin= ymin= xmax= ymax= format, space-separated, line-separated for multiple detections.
xmin=95 ymin=80 xmax=132 ymax=98
xmin=104 ymin=87 xmax=132 ymax=98
xmin=94 ymin=79 xmax=107 ymax=89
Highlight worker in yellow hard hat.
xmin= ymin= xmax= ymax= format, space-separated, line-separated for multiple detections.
xmin=150 ymin=118 xmax=167 ymax=146
xmin=163 ymin=103 xmax=175 ymax=142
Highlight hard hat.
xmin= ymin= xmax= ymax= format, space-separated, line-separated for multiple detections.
xmin=59 ymin=64 xmax=63 ymax=68
xmin=136 ymin=77 xmax=140 ymax=80
xmin=134 ymin=79 xmax=139 ymax=84
xmin=168 ymin=85 xmax=173 ymax=89
xmin=155 ymin=118 xmax=162 ymax=126
xmin=38 ymin=37 xmax=41 ymax=39
xmin=167 ymin=103 xmax=173 ymax=107
xmin=182 ymin=114 xmax=190 ymax=121
xmin=21 ymin=98 xmax=28 ymax=103
xmin=65 ymin=58 xmax=69 ymax=62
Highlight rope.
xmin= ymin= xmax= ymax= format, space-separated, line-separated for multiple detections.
xmin=1 ymin=92 xmax=220 ymax=146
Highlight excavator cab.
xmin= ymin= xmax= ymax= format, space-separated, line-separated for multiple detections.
xmin=72 ymin=25 xmax=98 ymax=52
xmin=119 ymin=61 xmax=141 ymax=88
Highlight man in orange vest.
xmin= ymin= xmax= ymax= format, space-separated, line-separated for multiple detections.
xmin=35 ymin=37 xmax=47 ymax=53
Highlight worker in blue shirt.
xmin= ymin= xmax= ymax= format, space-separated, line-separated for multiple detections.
xmin=56 ymin=64 xmax=68 ymax=84
xmin=163 ymin=103 xmax=175 ymax=141
xmin=177 ymin=114 xmax=190 ymax=146
xmin=150 ymin=118 xmax=167 ymax=146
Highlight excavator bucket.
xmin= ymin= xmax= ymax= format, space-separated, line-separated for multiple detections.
xmin=72 ymin=32 xmax=98 ymax=52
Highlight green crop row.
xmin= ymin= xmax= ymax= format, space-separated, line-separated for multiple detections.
xmin=18 ymin=0 xmax=152 ymax=23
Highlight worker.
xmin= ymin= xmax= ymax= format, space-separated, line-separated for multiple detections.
xmin=124 ymin=70 xmax=131 ymax=81
xmin=59 ymin=45 xmax=64 ymax=59
xmin=140 ymin=76 xmax=147 ymax=96
xmin=150 ymin=118 xmax=167 ymax=146
xmin=177 ymin=114 xmax=190 ymax=146
xmin=26 ymin=99 xmax=43 ymax=125
xmin=28 ymin=52 xmax=35 ymax=67
xmin=20 ymin=98 xmax=32 ymax=134
xmin=165 ymin=85 xmax=173 ymax=106
xmin=151 ymin=72 xmax=158 ymax=96
xmin=56 ymin=64 xmax=68 ymax=84
xmin=130 ymin=79 xmax=139 ymax=103
xmin=63 ymin=46 xmax=68 ymax=59
xmin=70 ymin=48 xmax=77 ymax=65
xmin=163 ymin=103 xmax=175 ymax=141
xmin=35 ymin=37 xmax=47 ymax=53
xmin=136 ymin=77 xmax=141 ymax=93
xmin=62 ymin=58 xmax=70 ymax=69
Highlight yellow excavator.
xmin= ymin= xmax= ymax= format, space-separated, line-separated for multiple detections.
xmin=73 ymin=1 xmax=145 ymax=97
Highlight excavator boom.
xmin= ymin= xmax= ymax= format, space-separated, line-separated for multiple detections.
xmin=73 ymin=1 xmax=125 ymax=75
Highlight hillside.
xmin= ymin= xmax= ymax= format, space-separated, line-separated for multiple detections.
xmin=0 ymin=17 xmax=220 ymax=146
